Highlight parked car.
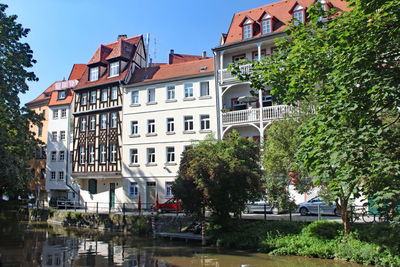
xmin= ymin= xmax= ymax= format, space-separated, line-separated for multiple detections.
xmin=298 ymin=196 xmax=339 ymax=216
xmin=49 ymin=196 xmax=75 ymax=209
xmin=153 ymin=198 xmax=182 ymax=213
xmin=244 ymin=199 xmax=273 ymax=214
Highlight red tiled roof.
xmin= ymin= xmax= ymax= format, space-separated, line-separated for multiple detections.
xmin=26 ymin=82 xmax=56 ymax=107
xmin=224 ymin=0 xmax=350 ymax=45
xmin=130 ymin=58 xmax=214 ymax=85
xmin=169 ymin=53 xmax=211 ymax=64
xmin=48 ymin=88 xmax=74 ymax=107
xmin=75 ymin=35 xmax=142 ymax=90
xmin=105 ymin=38 xmax=135 ymax=61
xmin=68 ymin=64 xmax=86 ymax=80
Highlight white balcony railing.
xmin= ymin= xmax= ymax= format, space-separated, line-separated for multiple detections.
xmin=218 ymin=64 xmax=252 ymax=84
xmin=222 ymin=105 xmax=294 ymax=126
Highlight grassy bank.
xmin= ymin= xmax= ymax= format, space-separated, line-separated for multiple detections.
xmin=210 ymin=220 xmax=400 ymax=266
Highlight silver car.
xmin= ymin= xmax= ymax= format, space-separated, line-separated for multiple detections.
xmin=244 ymin=200 xmax=273 ymax=214
xmin=298 ymin=196 xmax=339 ymax=216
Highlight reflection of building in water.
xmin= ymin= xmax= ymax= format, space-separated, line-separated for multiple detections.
xmin=42 ymin=235 xmax=80 ymax=267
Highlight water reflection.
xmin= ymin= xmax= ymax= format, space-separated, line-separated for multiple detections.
xmin=0 ymin=222 xmax=361 ymax=267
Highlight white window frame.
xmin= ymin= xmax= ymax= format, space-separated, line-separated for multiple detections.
xmin=100 ymin=114 xmax=107 ymax=129
xmin=51 ymin=151 xmax=57 ymax=161
xmin=79 ymin=146 xmax=85 ymax=165
xmin=53 ymin=109 xmax=58 ymax=120
xmin=109 ymin=62 xmax=120 ymax=77
xmin=147 ymin=119 xmax=155 ymax=134
xmin=61 ymin=109 xmax=67 ymax=119
xmin=200 ymin=115 xmax=210 ymax=130
xmin=147 ymin=148 xmax=155 ymax=163
xmin=60 ymin=131 xmax=65 ymax=141
xmin=147 ymin=88 xmax=155 ymax=103
xmin=51 ymin=171 xmax=56 ymax=180
xmin=52 ymin=131 xmax=57 ymax=142
xmin=58 ymin=90 xmax=66 ymax=100
xmin=131 ymin=91 xmax=139 ymax=105
xmin=129 ymin=182 xmax=138 ymax=197
xmin=110 ymin=144 xmax=117 ymax=163
xmin=130 ymin=148 xmax=138 ymax=164
xmin=293 ymin=10 xmax=304 ymax=25
xmin=167 ymin=86 xmax=175 ymax=100
xmin=262 ymin=19 xmax=272 ymax=34
xmin=243 ymin=24 xmax=252 ymax=39
xmin=131 ymin=121 xmax=138 ymax=135
xmin=80 ymin=117 xmax=86 ymax=132
xmin=101 ymin=89 xmax=108 ymax=102
xmin=166 ymin=147 xmax=175 ymax=163
xmin=110 ymin=112 xmax=117 ymax=128
xmin=167 ymin=118 xmax=174 ymax=133
xmin=100 ymin=144 xmax=106 ymax=164
xmin=88 ymin=145 xmax=95 ymax=164
xmin=89 ymin=116 xmax=96 ymax=131
xmin=111 ymin=86 xmax=118 ymax=100
xmin=90 ymin=90 xmax=97 ymax=104
xmin=89 ymin=67 xmax=99 ymax=81
xmin=184 ymin=83 xmax=193 ymax=98
xmin=59 ymin=150 xmax=65 ymax=161
xmin=184 ymin=116 xmax=194 ymax=131
xmin=165 ymin=182 xmax=173 ymax=197
xmin=81 ymin=93 xmax=87 ymax=106
xmin=200 ymin=82 xmax=209 ymax=97
xmin=58 ymin=171 xmax=64 ymax=180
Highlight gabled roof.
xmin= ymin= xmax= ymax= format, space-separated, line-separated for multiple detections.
xmin=68 ymin=64 xmax=86 ymax=80
xmin=169 ymin=53 xmax=211 ymax=64
xmin=48 ymin=87 xmax=74 ymax=107
xmin=222 ymin=0 xmax=350 ymax=45
xmin=129 ymin=58 xmax=214 ymax=86
xmin=74 ymin=35 xmax=142 ymax=90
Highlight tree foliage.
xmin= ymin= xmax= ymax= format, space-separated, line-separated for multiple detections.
xmin=0 ymin=4 xmax=41 ymax=199
xmin=172 ymin=131 xmax=263 ymax=228
xmin=231 ymin=0 xmax=400 ymax=234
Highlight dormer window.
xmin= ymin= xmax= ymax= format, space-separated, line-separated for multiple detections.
xmin=243 ymin=24 xmax=252 ymax=39
xmin=109 ymin=62 xmax=119 ymax=77
xmin=260 ymin=13 xmax=273 ymax=34
xmin=90 ymin=67 xmax=99 ymax=81
xmin=293 ymin=4 xmax=305 ymax=25
xmin=57 ymin=90 xmax=66 ymax=100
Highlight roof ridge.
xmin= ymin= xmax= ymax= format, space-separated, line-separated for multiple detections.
xmin=104 ymin=34 xmax=142 ymax=47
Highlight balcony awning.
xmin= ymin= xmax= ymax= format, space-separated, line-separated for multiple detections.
xmin=238 ymin=95 xmax=258 ymax=103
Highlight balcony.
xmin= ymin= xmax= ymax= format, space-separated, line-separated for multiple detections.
xmin=222 ymin=105 xmax=294 ymax=126
xmin=218 ymin=64 xmax=252 ymax=84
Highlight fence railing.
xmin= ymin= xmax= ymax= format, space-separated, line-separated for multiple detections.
xmin=218 ymin=64 xmax=252 ymax=83
xmin=222 ymin=105 xmax=293 ymax=125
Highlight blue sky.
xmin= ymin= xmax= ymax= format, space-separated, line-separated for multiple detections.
xmin=3 ymin=0 xmax=274 ymax=106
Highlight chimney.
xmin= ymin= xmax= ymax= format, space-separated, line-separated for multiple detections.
xmin=169 ymin=49 xmax=175 ymax=64
xmin=118 ymin=34 xmax=127 ymax=41
xmin=149 ymin=58 xmax=153 ymax=67
xmin=202 ymin=51 xmax=207 ymax=59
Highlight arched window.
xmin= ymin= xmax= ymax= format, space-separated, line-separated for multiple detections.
xmin=88 ymin=179 xmax=97 ymax=194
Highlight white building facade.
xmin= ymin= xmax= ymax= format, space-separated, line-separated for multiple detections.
xmin=121 ymin=53 xmax=216 ymax=208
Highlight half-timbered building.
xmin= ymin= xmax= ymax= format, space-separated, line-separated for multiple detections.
xmin=72 ymin=34 xmax=146 ymax=207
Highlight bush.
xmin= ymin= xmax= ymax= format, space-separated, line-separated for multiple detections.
xmin=301 ymin=220 xmax=342 ymax=240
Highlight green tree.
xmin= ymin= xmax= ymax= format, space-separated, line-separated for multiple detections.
xmin=0 ymin=4 xmax=41 ymax=199
xmin=172 ymin=131 xmax=263 ymax=229
xmin=231 ymin=0 xmax=400 ymax=234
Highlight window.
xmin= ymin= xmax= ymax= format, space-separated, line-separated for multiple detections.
xmin=88 ymin=179 xmax=97 ymax=194
xmin=147 ymin=119 xmax=155 ymax=133
xmin=110 ymin=112 xmax=117 ymax=128
xmin=58 ymin=90 xmax=66 ymax=100
xmin=51 ymin=151 xmax=57 ymax=161
xmin=100 ymin=114 xmax=107 ymax=129
xmin=165 ymin=182 xmax=173 ymax=196
xmin=131 ymin=91 xmax=139 ymax=104
xmin=60 ymin=131 xmax=65 ymax=141
xmin=51 ymin=131 xmax=57 ymax=141
xmin=184 ymin=83 xmax=193 ymax=98
xmin=59 ymin=151 xmax=65 ymax=161
xmin=232 ymin=54 xmax=246 ymax=62
xmin=81 ymin=93 xmax=87 ymax=106
xmin=129 ymin=182 xmax=138 ymax=197
xmin=38 ymin=125 xmax=42 ymax=137
xmin=253 ymin=50 xmax=267 ymax=61
xmin=58 ymin=171 xmax=64 ymax=180
xmin=111 ymin=86 xmax=118 ymax=100
xmin=166 ymin=147 xmax=175 ymax=163
xmin=89 ymin=116 xmax=96 ymax=131
xmin=90 ymin=90 xmax=96 ymax=104
xmin=40 ymin=168 xmax=45 ymax=180
xmin=293 ymin=11 xmax=304 ymax=25
xmin=51 ymin=171 xmax=56 ymax=180
xmin=88 ymin=145 xmax=95 ymax=164
xmin=262 ymin=19 xmax=272 ymax=34
xmin=147 ymin=88 xmax=155 ymax=103
xmin=53 ymin=109 xmax=58 ymax=120
xmin=147 ymin=148 xmax=155 ymax=163
xmin=101 ymin=89 xmax=108 ymax=102
xmin=80 ymin=117 xmax=86 ymax=132
xmin=243 ymin=24 xmax=252 ymax=39
xmin=89 ymin=67 xmax=99 ymax=81
xmin=99 ymin=144 xmax=106 ymax=164
xmin=131 ymin=121 xmax=138 ymax=135
xmin=130 ymin=149 xmax=138 ymax=164
xmin=167 ymin=118 xmax=174 ymax=133
xmin=79 ymin=146 xmax=85 ymax=165
xmin=110 ymin=144 xmax=117 ymax=163
xmin=184 ymin=116 xmax=194 ymax=131
xmin=109 ymin=62 xmax=120 ymax=77
xmin=61 ymin=109 xmax=67 ymax=119
xmin=200 ymin=115 xmax=210 ymax=130
xmin=167 ymin=86 xmax=175 ymax=100
xmin=200 ymin=82 xmax=209 ymax=97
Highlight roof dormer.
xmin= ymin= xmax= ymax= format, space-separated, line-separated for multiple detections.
xmin=258 ymin=11 xmax=275 ymax=35
xmin=289 ymin=2 xmax=306 ymax=25
xmin=239 ymin=17 xmax=256 ymax=40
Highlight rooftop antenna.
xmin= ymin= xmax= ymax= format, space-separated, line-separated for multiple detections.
xmin=145 ymin=33 xmax=150 ymax=67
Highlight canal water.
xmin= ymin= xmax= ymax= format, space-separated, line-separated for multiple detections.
xmin=0 ymin=218 xmax=362 ymax=266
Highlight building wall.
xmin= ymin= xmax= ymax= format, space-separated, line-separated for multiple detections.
xmin=122 ymin=75 xmax=217 ymax=205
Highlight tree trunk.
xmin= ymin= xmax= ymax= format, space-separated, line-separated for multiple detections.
xmin=339 ymin=197 xmax=351 ymax=236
